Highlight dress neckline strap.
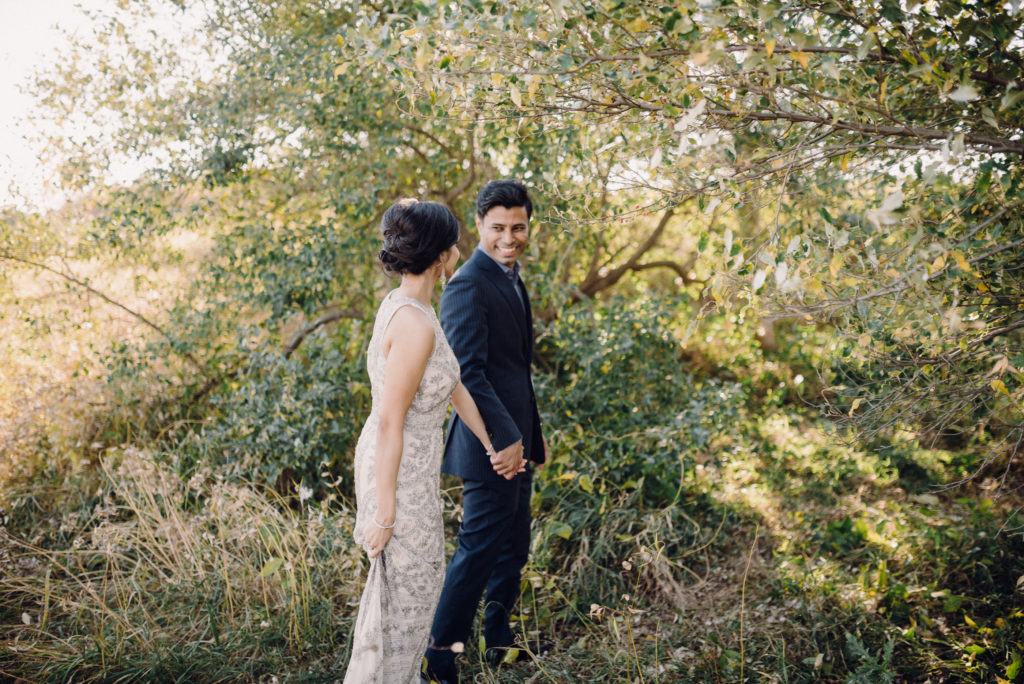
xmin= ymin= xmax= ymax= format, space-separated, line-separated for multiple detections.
xmin=384 ymin=290 xmax=436 ymax=317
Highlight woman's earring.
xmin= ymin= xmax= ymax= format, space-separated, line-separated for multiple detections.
xmin=437 ymin=261 xmax=447 ymax=289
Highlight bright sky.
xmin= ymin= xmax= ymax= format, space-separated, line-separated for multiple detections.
xmin=0 ymin=1 xmax=112 ymax=209
xmin=0 ymin=1 xmax=204 ymax=211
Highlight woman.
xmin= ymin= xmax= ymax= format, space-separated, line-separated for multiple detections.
xmin=344 ymin=199 xmax=517 ymax=683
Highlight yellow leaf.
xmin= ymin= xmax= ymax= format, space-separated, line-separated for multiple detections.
xmin=691 ymin=51 xmax=710 ymax=66
xmin=885 ymin=268 xmax=901 ymax=279
xmin=991 ymin=378 xmax=1010 ymax=396
xmin=333 ymin=64 xmax=345 ymax=78
xmin=931 ymin=254 xmax=946 ymax=271
xmin=415 ymin=44 xmax=428 ymax=72
xmin=965 ymin=614 xmax=978 ymax=628
xmin=491 ymin=72 xmax=503 ymax=89
xmin=527 ymin=75 xmax=539 ymax=100
xmin=829 ymin=252 xmax=843 ymax=278
xmin=858 ymin=334 xmax=871 ymax=347
xmin=849 ymin=397 xmax=863 ymax=416
xmin=765 ymin=39 xmax=775 ymax=58
xmin=790 ymin=51 xmax=809 ymax=69
xmin=953 ymin=250 xmax=972 ymax=273
xmin=510 ymin=83 xmax=522 ymax=107
xmin=977 ymin=281 xmax=989 ymax=292
xmin=626 ymin=17 xmax=653 ymax=32
xmin=840 ymin=154 xmax=850 ymax=171
xmin=401 ymin=27 xmax=420 ymax=38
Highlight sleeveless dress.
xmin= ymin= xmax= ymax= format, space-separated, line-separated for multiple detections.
xmin=344 ymin=292 xmax=461 ymax=684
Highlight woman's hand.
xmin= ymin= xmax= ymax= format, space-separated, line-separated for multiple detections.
xmin=490 ymin=440 xmax=524 ymax=478
xmin=364 ymin=519 xmax=394 ymax=559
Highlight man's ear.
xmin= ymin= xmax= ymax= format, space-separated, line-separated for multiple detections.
xmin=474 ymin=214 xmax=483 ymax=233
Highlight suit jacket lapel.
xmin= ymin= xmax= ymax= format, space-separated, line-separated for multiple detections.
xmin=471 ymin=250 xmax=528 ymax=340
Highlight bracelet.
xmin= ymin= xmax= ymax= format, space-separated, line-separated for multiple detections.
xmin=372 ymin=518 xmax=396 ymax=529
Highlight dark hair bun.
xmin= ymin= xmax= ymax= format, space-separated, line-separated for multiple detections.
xmin=378 ymin=199 xmax=461 ymax=275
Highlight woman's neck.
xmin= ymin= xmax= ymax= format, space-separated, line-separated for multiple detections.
xmin=395 ymin=272 xmax=436 ymax=306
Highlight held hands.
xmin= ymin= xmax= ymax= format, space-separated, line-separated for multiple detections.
xmin=489 ymin=440 xmax=526 ymax=479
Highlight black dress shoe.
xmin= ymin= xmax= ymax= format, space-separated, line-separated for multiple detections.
xmin=420 ymin=668 xmax=459 ymax=684
xmin=484 ymin=639 xmax=554 ymax=666
xmin=420 ymin=674 xmax=458 ymax=684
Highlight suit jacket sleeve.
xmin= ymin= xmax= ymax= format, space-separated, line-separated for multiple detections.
xmin=441 ymin=273 xmax=523 ymax=452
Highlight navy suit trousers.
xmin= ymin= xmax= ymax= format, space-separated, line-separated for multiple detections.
xmin=425 ymin=469 xmax=533 ymax=675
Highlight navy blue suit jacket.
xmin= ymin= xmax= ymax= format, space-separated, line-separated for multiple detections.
xmin=440 ymin=248 xmax=545 ymax=482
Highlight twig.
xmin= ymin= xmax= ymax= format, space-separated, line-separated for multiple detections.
xmin=740 ymin=523 xmax=759 ymax=683
xmin=282 ymin=308 xmax=362 ymax=358
xmin=0 ymin=251 xmax=209 ymax=376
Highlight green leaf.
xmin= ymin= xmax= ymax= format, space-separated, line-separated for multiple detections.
xmin=550 ymin=522 xmax=573 ymax=539
xmin=803 ymin=653 xmax=824 ymax=669
xmin=949 ymin=84 xmax=980 ymax=103
xmin=857 ymin=32 xmax=876 ymax=60
xmin=1007 ymin=651 xmax=1022 ymax=680
xmin=943 ymin=594 xmax=963 ymax=612
xmin=259 ymin=557 xmax=284 ymax=577
xmin=1000 ymin=87 xmax=1024 ymax=111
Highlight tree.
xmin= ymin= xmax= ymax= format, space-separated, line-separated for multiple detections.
xmin=344 ymin=0 xmax=1024 ymax=479
xmin=6 ymin=0 xmax=707 ymax=488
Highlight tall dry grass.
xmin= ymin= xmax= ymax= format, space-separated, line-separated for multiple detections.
xmin=1 ymin=446 xmax=363 ymax=680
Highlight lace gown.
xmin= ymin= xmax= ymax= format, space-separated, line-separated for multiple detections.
xmin=344 ymin=292 xmax=461 ymax=684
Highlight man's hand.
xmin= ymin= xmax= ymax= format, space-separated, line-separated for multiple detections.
xmin=490 ymin=440 xmax=524 ymax=479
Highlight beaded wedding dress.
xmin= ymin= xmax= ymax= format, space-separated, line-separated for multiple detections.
xmin=344 ymin=292 xmax=461 ymax=683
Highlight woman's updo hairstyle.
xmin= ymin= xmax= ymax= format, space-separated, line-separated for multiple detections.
xmin=378 ymin=199 xmax=461 ymax=275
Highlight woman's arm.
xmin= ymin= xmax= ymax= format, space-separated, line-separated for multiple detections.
xmin=451 ymin=381 xmax=524 ymax=479
xmin=365 ymin=305 xmax=434 ymax=558
xmin=450 ymin=381 xmax=494 ymax=455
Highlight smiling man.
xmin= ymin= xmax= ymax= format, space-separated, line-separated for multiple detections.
xmin=423 ymin=180 xmax=549 ymax=683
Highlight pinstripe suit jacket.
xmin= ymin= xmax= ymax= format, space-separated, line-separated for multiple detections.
xmin=439 ymin=248 xmax=545 ymax=482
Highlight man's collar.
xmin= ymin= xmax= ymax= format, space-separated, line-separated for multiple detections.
xmin=475 ymin=247 xmax=521 ymax=278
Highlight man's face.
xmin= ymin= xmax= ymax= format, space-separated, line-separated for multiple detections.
xmin=476 ymin=205 xmax=530 ymax=268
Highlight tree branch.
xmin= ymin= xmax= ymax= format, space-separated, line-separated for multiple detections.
xmin=282 ymin=308 xmax=362 ymax=358
xmin=576 ymin=207 xmax=675 ymax=298
xmin=711 ymin=109 xmax=1024 ymax=155
xmin=630 ymin=257 xmax=700 ymax=285
xmin=402 ymin=123 xmax=456 ymax=158
xmin=0 ymin=251 xmax=209 ymax=377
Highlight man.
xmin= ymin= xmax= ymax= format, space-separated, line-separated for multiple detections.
xmin=423 ymin=179 xmax=548 ymax=683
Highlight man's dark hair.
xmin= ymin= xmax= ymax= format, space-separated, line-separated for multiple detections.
xmin=475 ymin=179 xmax=533 ymax=220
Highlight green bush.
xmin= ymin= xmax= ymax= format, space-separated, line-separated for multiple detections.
xmin=177 ymin=328 xmax=369 ymax=496
xmin=537 ymin=295 xmax=745 ymax=504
